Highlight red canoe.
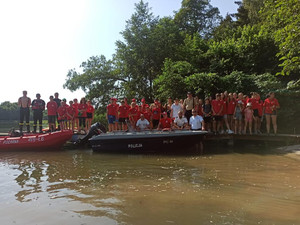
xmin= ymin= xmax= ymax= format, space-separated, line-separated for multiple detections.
xmin=0 ymin=130 xmax=73 ymax=151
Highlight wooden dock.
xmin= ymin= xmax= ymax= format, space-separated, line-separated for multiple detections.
xmin=204 ymin=133 xmax=300 ymax=145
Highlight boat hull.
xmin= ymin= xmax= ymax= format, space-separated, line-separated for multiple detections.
xmin=0 ymin=130 xmax=73 ymax=151
xmin=89 ymin=130 xmax=207 ymax=154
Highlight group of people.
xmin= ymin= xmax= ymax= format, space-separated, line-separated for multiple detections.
xmin=18 ymin=91 xmax=95 ymax=133
xmin=106 ymin=91 xmax=280 ymax=134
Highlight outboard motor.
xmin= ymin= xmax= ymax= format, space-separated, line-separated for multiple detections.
xmin=75 ymin=122 xmax=107 ymax=145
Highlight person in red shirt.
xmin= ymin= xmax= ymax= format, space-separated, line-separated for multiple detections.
xmin=141 ymin=98 xmax=149 ymax=112
xmin=152 ymin=100 xmax=161 ymax=129
xmin=47 ymin=95 xmax=58 ymax=132
xmin=66 ymin=100 xmax=76 ymax=131
xmin=158 ymin=112 xmax=173 ymax=130
xmin=211 ymin=94 xmax=223 ymax=134
xmin=78 ymin=97 xmax=88 ymax=133
xmin=107 ymin=98 xmax=118 ymax=132
xmin=118 ymin=100 xmax=130 ymax=131
xmin=86 ymin=100 xmax=95 ymax=131
xmin=221 ymin=92 xmax=233 ymax=134
xmin=129 ymin=102 xmax=139 ymax=129
xmin=247 ymin=92 xmax=260 ymax=134
xmin=73 ymin=98 xmax=79 ymax=131
xmin=227 ymin=93 xmax=236 ymax=131
xmin=57 ymin=100 xmax=68 ymax=130
xmin=256 ymin=93 xmax=264 ymax=133
xmin=143 ymin=106 xmax=153 ymax=129
xmin=263 ymin=92 xmax=280 ymax=134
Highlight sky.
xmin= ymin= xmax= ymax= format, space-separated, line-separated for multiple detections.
xmin=0 ymin=0 xmax=238 ymax=104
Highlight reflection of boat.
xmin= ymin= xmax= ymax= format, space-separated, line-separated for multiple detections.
xmin=89 ymin=130 xmax=207 ymax=154
xmin=0 ymin=130 xmax=73 ymax=151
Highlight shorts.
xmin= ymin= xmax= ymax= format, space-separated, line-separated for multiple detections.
xmin=235 ymin=112 xmax=243 ymax=121
xmin=203 ymin=116 xmax=211 ymax=123
xmin=152 ymin=119 xmax=159 ymax=128
xmin=213 ymin=116 xmax=223 ymax=122
xmin=48 ymin=115 xmax=56 ymax=124
xmin=119 ymin=117 xmax=128 ymax=124
xmin=265 ymin=111 xmax=277 ymax=116
xmin=253 ymin=109 xmax=259 ymax=117
xmin=108 ymin=115 xmax=116 ymax=124
xmin=87 ymin=112 xmax=93 ymax=119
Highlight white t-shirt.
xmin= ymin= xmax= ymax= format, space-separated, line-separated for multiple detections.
xmin=174 ymin=117 xmax=188 ymax=127
xmin=171 ymin=103 xmax=182 ymax=118
xmin=189 ymin=115 xmax=203 ymax=130
xmin=136 ymin=119 xmax=150 ymax=130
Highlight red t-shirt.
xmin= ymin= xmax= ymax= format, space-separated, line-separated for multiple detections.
xmin=263 ymin=98 xmax=279 ymax=114
xmin=67 ymin=105 xmax=75 ymax=120
xmin=118 ymin=105 xmax=130 ymax=118
xmin=257 ymin=99 xmax=264 ymax=116
xmin=129 ymin=107 xmax=139 ymax=122
xmin=141 ymin=103 xmax=149 ymax=112
xmin=227 ymin=100 xmax=236 ymax=115
xmin=87 ymin=105 xmax=95 ymax=114
xmin=47 ymin=101 xmax=58 ymax=116
xmin=73 ymin=103 xmax=79 ymax=117
xmin=221 ymin=100 xmax=227 ymax=115
xmin=107 ymin=104 xmax=118 ymax=116
xmin=160 ymin=118 xmax=172 ymax=129
xmin=57 ymin=106 xmax=67 ymax=120
xmin=78 ymin=103 xmax=88 ymax=117
xmin=211 ymin=100 xmax=223 ymax=115
xmin=247 ymin=98 xmax=259 ymax=110
xmin=143 ymin=111 xmax=152 ymax=122
xmin=152 ymin=107 xmax=161 ymax=120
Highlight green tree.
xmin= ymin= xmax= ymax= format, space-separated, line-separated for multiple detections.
xmin=174 ymin=0 xmax=221 ymax=37
xmin=64 ymin=55 xmax=117 ymax=111
xmin=114 ymin=0 xmax=159 ymax=101
xmin=261 ymin=0 xmax=300 ymax=76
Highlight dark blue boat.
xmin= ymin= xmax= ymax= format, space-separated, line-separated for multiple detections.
xmin=89 ymin=130 xmax=207 ymax=154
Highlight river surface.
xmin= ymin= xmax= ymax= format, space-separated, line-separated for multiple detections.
xmin=0 ymin=147 xmax=299 ymax=225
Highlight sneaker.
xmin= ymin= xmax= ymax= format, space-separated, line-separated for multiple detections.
xmin=227 ymin=130 xmax=234 ymax=134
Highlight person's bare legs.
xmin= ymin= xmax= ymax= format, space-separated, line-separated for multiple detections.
xmin=249 ymin=120 xmax=253 ymax=135
xmin=271 ymin=115 xmax=277 ymax=134
xmin=265 ymin=115 xmax=271 ymax=134
xmin=244 ymin=119 xmax=248 ymax=134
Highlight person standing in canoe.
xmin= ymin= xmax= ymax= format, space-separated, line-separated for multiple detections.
xmin=18 ymin=90 xmax=31 ymax=133
xmin=86 ymin=100 xmax=95 ymax=131
xmin=31 ymin=93 xmax=45 ymax=133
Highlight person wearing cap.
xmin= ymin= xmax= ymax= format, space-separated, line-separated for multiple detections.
xmin=66 ymin=100 xmax=76 ymax=131
xmin=183 ymin=92 xmax=196 ymax=122
xmin=244 ymin=102 xmax=254 ymax=134
xmin=173 ymin=111 xmax=188 ymax=130
xmin=189 ymin=109 xmax=205 ymax=131
xmin=86 ymin=100 xmax=95 ymax=131
xmin=152 ymin=100 xmax=161 ymax=129
xmin=129 ymin=101 xmax=139 ymax=129
xmin=18 ymin=90 xmax=31 ymax=133
xmin=107 ymin=98 xmax=118 ymax=132
xmin=31 ymin=93 xmax=45 ymax=133
xmin=118 ymin=100 xmax=130 ymax=131
xmin=131 ymin=98 xmax=138 ymax=110
xmin=136 ymin=114 xmax=150 ymax=131
xmin=141 ymin=98 xmax=149 ymax=112
xmin=143 ymin=106 xmax=153 ymax=129
xmin=157 ymin=112 xmax=173 ymax=130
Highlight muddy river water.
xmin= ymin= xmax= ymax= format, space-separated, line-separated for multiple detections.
xmin=0 ymin=147 xmax=299 ymax=225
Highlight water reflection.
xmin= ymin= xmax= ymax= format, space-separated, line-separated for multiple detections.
xmin=0 ymin=149 xmax=299 ymax=225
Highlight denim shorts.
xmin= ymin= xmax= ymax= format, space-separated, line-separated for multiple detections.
xmin=108 ymin=115 xmax=116 ymax=124
xmin=235 ymin=112 xmax=243 ymax=121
